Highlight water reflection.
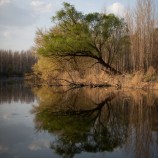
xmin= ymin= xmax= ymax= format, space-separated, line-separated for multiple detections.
xmin=32 ymin=87 xmax=158 ymax=158
xmin=0 ymin=80 xmax=36 ymax=103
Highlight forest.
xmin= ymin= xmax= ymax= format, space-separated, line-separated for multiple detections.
xmin=0 ymin=50 xmax=36 ymax=77
xmin=32 ymin=0 xmax=158 ymax=88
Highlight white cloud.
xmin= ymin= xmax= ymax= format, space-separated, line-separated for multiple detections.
xmin=30 ymin=0 xmax=53 ymax=13
xmin=3 ymin=31 xmax=13 ymax=39
xmin=0 ymin=0 xmax=11 ymax=6
xmin=107 ymin=2 xmax=125 ymax=17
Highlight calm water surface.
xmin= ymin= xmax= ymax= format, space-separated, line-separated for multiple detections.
xmin=0 ymin=81 xmax=158 ymax=158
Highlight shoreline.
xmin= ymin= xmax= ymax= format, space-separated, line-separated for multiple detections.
xmin=25 ymin=77 xmax=158 ymax=90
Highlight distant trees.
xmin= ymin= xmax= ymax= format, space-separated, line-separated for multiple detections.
xmin=0 ymin=50 xmax=36 ymax=77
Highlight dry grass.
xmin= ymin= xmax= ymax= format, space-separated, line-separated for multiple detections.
xmin=144 ymin=66 xmax=157 ymax=82
xmin=122 ymin=70 xmax=144 ymax=88
xmin=53 ymin=68 xmax=120 ymax=86
xmin=34 ymin=65 xmax=158 ymax=90
xmin=122 ymin=67 xmax=158 ymax=89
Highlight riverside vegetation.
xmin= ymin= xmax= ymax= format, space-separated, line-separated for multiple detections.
xmin=29 ymin=0 xmax=158 ymax=89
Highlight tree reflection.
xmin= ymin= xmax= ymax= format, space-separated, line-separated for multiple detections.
xmin=32 ymin=87 xmax=129 ymax=158
xmin=32 ymin=87 xmax=158 ymax=158
xmin=0 ymin=80 xmax=36 ymax=104
xmin=124 ymin=90 xmax=158 ymax=158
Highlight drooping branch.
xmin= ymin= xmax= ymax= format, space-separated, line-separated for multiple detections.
xmin=55 ymin=51 xmax=121 ymax=74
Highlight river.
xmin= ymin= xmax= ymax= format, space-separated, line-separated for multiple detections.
xmin=0 ymin=80 xmax=158 ymax=158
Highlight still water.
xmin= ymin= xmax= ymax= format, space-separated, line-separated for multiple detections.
xmin=0 ymin=80 xmax=158 ymax=158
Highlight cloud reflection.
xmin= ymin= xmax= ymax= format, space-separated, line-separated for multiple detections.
xmin=28 ymin=139 xmax=50 ymax=151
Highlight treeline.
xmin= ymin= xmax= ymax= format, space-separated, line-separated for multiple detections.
xmin=0 ymin=50 xmax=37 ymax=77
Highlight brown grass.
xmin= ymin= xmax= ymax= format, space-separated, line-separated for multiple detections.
xmin=33 ymin=65 xmax=158 ymax=90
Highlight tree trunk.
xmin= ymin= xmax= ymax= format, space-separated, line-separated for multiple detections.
xmin=98 ymin=58 xmax=121 ymax=74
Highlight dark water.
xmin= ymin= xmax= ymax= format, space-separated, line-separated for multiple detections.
xmin=0 ymin=81 xmax=158 ymax=158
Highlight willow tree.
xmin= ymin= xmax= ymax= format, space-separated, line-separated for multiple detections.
xmin=36 ymin=2 xmax=127 ymax=74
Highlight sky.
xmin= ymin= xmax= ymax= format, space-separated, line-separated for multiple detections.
xmin=0 ymin=0 xmax=137 ymax=51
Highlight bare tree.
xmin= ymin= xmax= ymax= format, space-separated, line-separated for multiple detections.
xmin=0 ymin=50 xmax=37 ymax=77
xmin=126 ymin=0 xmax=157 ymax=71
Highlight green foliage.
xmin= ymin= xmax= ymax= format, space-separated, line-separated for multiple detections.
xmin=33 ymin=56 xmax=61 ymax=81
xmin=34 ymin=2 xmax=127 ymax=74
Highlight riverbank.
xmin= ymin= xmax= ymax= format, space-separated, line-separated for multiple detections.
xmin=25 ymin=66 xmax=158 ymax=90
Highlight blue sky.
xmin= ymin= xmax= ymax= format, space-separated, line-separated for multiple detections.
xmin=0 ymin=0 xmax=137 ymax=51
